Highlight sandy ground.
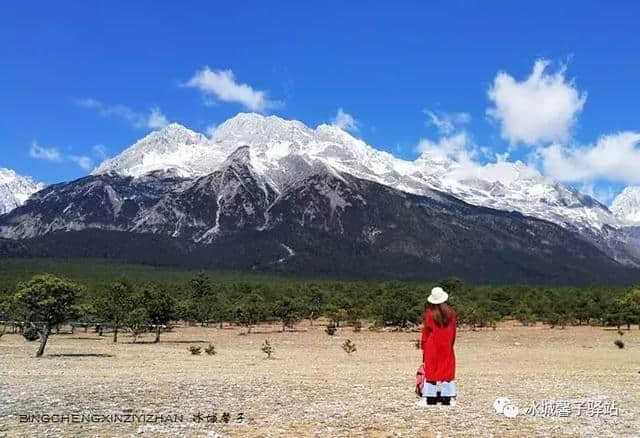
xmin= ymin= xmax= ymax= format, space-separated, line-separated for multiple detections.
xmin=0 ymin=321 xmax=639 ymax=438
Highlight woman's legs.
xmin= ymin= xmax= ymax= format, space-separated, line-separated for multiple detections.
xmin=423 ymin=380 xmax=438 ymax=404
xmin=440 ymin=381 xmax=457 ymax=406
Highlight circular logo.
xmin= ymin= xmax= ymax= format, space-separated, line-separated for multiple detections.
xmin=493 ymin=397 xmax=511 ymax=414
xmin=503 ymin=403 xmax=520 ymax=418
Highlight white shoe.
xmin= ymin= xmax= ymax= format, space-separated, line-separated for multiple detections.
xmin=416 ymin=397 xmax=429 ymax=408
xmin=449 ymin=398 xmax=457 ymax=407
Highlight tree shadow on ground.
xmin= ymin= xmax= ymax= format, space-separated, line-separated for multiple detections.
xmin=238 ymin=329 xmax=309 ymax=335
xmin=48 ymin=353 xmax=113 ymax=358
xmin=166 ymin=340 xmax=208 ymax=344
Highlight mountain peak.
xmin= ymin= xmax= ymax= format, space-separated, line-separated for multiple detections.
xmin=0 ymin=167 xmax=19 ymax=184
xmin=0 ymin=168 xmax=45 ymax=214
xmin=92 ymin=122 xmax=211 ymax=177
xmin=212 ymin=112 xmax=312 ymax=145
xmin=149 ymin=122 xmax=205 ymax=143
xmin=611 ymin=186 xmax=640 ymax=224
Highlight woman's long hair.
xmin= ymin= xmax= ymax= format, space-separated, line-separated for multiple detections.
xmin=428 ymin=302 xmax=454 ymax=327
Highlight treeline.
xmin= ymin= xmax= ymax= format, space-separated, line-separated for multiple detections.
xmin=2 ymin=271 xmax=640 ymax=342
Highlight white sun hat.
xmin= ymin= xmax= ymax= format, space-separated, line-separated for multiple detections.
xmin=427 ymin=287 xmax=449 ymax=304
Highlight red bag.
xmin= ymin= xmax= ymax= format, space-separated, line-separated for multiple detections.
xmin=415 ymin=363 xmax=426 ymax=396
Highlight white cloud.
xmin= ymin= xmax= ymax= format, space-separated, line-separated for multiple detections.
xmin=29 ymin=141 xmax=97 ymax=171
xmin=76 ymin=98 xmax=169 ymax=130
xmin=580 ymin=182 xmax=617 ymax=205
xmin=29 ymin=141 xmax=62 ymax=162
xmin=92 ymin=144 xmax=108 ymax=160
xmin=147 ymin=107 xmax=169 ymax=129
xmin=331 ymin=108 xmax=360 ymax=133
xmin=416 ymin=131 xmax=543 ymax=185
xmin=205 ymin=123 xmax=218 ymax=138
xmin=487 ymin=59 xmax=587 ymax=145
xmin=424 ymin=109 xmax=470 ymax=135
xmin=537 ymin=132 xmax=640 ymax=184
xmin=185 ymin=67 xmax=281 ymax=112
xmin=416 ymin=132 xmax=474 ymax=164
xmin=68 ymin=155 xmax=94 ymax=171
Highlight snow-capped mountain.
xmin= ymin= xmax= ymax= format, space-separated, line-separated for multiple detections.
xmin=611 ymin=187 xmax=640 ymax=225
xmin=2 ymin=153 xmax=635 ymax=284
xmin=92 ymin=113 xmax=618 ymax=233
xmin=0 ymin=168 xmax=45 ymax=215
xmin=3 ymin=112 xmax=640 ymax=282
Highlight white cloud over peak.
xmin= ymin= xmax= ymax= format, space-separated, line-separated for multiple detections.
xmin=580 ymin=182 xmax=618 ymax=205
xmin=424 ymin=109 xmax=470 ymax=135
xmin=76 ymin=98 xmax=169 ymax=130
xmin=205 ymin=124 xmax=218 ymax=138
xmin=147 ymin=107 xmax=169 ymax=129
xmin=68 ymin=155 xmax=94 ymax=171
xmin=416 ymin=131 xmax=544 ymax=187
xmin=331 ymin=108 xmax=360 ymax=133
xmin=29 ymin=141 xmax=62 ymax=162
xmin=417 ymin=132 xmax=474 ymax=164
xmin=537 ymin=132 xmax=640 ymax=184
xmin=185 ymin=67 xmax=281 ymax=112
xmin=29 ymin=141 xmax=95 ymax=171
xmin=487 ymin=59 xmax=587 ymax=145
xmin=92 ymin=144 xmax=108 ymax=161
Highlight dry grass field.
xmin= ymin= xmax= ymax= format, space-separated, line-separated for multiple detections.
xmin=1 ymin=322 xmax=639 ymax=437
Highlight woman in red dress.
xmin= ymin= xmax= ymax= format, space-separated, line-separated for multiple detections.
xmin=417 ymin=287 xmax=457 ymax=407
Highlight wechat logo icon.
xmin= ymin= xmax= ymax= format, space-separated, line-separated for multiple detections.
xmin=494 ymin=397 xmax=519 ymax=418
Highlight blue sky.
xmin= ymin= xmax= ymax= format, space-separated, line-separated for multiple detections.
xmin=2 ymin=1 xmax=639 ymax=203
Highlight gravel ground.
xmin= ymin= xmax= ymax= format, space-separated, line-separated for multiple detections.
xmin=0 ymin=322 xmax=638 ymax=437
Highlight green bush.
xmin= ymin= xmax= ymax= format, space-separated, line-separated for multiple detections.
xmin=325 ymin=324 xmax=337 ymax=336
xmin=189 ymin=346 xmax=202 ymax=355
xmin=342 ymin=339 xmax=356 ymax=354
xmin=261 ymin=339 xmax=274 ymax=359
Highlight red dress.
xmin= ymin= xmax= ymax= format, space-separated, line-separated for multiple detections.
xmin=421 ymin=308 xmax=456 ymax=381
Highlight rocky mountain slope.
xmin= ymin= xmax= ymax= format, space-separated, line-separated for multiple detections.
xmin=1 ymin=146 xmax=638 ymax=284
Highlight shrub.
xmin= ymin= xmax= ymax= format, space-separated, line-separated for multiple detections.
xmin=261 ymin=340 xmax=274 ymax=359
xmin=342 ymin=339 xmax=357 ymax=354
xmin=23 ymin=326 xmax=40 ymax=342
xmin=325 ymin=324 xmax=337 ymax=336
xmin=614 ymin=339 xmax=625 ymax=349
xmin=189 ymin=346 xmax=202 ymax=355
xmin=205 ymin=343 xmax=216 ymax=355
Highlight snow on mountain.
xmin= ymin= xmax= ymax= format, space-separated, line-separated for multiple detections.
xmin=611 ymin=187 xmax=640 ymax=225
xmin=93 ymin=123 xmax=215 ymax=177
xmin=0 ymin=168 xmax=45 ymax=215
xmin=92 ymin=112 xmax=618 ymax=232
